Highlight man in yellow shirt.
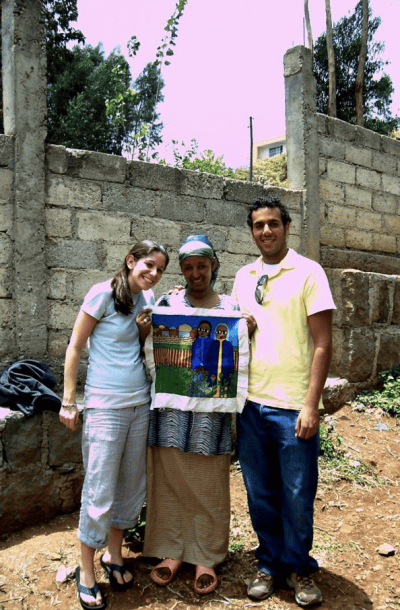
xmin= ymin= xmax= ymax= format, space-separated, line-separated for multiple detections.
xmin=232 ymin=196 xmax=335 ymax=607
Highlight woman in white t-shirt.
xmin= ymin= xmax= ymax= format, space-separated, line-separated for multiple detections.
xmin=59 ymin=240 xmax=168 ymax=610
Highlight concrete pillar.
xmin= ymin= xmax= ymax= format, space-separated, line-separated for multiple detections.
xmin=284 ymin=45 xmax=320 ymax=262
xmin=2 ymin=0 xmax=48 ymax=357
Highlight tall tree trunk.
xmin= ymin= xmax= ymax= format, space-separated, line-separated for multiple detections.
xmin=304 ymin=0 xmax=313 ymax=64
xmin=355 ymin=0 xmax=369 ymax=126
xmin=325 ymin=0 xmax=336 ymax=117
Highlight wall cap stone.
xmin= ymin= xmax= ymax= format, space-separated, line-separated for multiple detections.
xmin=65 ymin=148 xmax=127 ymax=183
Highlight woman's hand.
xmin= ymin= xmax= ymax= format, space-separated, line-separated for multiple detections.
xmin=136 ymin=308 xmax=152 ymax=345
xmin=241 ymin=313 xmax=257 ymax=338
xmin=136 ymin=308 xmax=152 ymax=330
xmin=59 ymin=405 xmax=80 ymax=430
xmin=167 ymin=285 xmax=184 ymax=295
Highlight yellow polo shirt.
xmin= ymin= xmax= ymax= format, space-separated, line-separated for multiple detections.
xmin=232 ymin=249 xmax=336 ymax=410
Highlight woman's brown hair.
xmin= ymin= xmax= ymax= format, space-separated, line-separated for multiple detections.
xmin=111 ymin=240 xmax=169 ymax=315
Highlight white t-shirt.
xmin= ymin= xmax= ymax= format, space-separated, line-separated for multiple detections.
xmin=81 ymin=279 xmax=155 ymax=408
xmin=262 ymin=262 xmax=279 ymax=276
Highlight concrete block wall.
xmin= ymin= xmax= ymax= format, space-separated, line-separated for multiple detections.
xmin=0 ymin=407 xmax=84 ymax=534
xmin=326 ymin=268 xmax=400 ymax=383
xmin=44 ymin=144 xmax=304 ymax=380
xmin=318 ymin=114 xmax=400 ymax=274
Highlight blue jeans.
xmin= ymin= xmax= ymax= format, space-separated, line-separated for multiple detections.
xmin=237 ymin=401 xmax=319 ymax=577
xmin=78 ymin=405 xmax=150 ymax=549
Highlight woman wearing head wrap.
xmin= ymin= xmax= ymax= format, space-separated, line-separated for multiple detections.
xmin=143 ymin=235 xmax=239 ymax=595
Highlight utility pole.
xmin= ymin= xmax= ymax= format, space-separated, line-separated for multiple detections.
xmin=249 ymin=116 xmax=254 ymax=182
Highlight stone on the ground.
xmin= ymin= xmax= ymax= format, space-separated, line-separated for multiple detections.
xmin=56 ymin=566 xmax=75 ymax=583
xmin=377 ymin=543 xmax=395 ymax=556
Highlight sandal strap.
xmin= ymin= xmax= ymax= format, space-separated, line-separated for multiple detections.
xmin=107 ymin=562 xmax=125 ymax=576
xmin=77 ymin=581 xmax=100 ymax=598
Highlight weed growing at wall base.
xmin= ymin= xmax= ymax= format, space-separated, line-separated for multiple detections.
xmin=355 ymin=366 xmax=400 ymax=417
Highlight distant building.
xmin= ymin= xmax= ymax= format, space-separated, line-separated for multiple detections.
xmin=253 ymin=135 xmax=286 ymax=161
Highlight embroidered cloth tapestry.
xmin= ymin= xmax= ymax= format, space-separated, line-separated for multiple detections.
xmin=144 ymin=307 xmax=249 ymax=413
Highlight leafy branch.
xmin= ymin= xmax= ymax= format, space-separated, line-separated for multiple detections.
xmin=155 ymin=0 xmax=189 ymax=68
xmin=146 ymin=0 xmax=189 ymax=158
xmin=106 ymin=0 xmax=189 ymax=161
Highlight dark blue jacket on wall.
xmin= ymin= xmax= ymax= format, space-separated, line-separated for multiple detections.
xmin=0 ymin=359 xmax=62 ymax=417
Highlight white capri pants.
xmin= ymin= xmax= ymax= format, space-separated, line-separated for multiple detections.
xmin=78 ymin=404 xmax=150 ymax=549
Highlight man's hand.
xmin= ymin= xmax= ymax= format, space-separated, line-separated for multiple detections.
xmin=295 ymin=404 xmax=320 ymax=440
xmin=241 ymin=313 xmax=257 ymax=338
xmin=295 ymin=309 xmax=333 ymax=440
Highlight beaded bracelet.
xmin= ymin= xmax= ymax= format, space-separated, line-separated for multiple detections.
xmin=62 ymin=403 xmax=78 ymax=411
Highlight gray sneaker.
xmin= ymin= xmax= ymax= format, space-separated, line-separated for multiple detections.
xmin=247 ymin=571 xmax=274 ymax=600
xmin=287 ymin=572 xmax=322 ymax=607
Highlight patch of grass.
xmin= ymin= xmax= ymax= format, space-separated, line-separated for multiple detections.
xmin=320 ymin=455 xmax=386 ymax=487
xmin=319 ymin=420 xmax=387 ymax=488
xmin=229 ymin=541 xmax=245 ymax=552
xmin=319 ymin=421 xmax=343 ymax=459
xmin=312 ymin=529 xmax=335 ymax=552
xmin=230 ymin=515 xmax=257 ymax=552
xmin=354 ymin=366 xmax=400 ymax=417
xmin=312 ymin=531 xmax=349 ymax=565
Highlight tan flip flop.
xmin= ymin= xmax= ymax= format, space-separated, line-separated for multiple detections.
xmin=150 ymin=558 xmax=183 ymax=586
xmin=193 ymin=564 xmax=218 ymax=595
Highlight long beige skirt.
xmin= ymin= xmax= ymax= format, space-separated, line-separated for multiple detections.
xmin=143 ymin=446 xmax=231 ymax=568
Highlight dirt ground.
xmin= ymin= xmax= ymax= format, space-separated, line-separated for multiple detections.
xmin=1 ymin=402 xmax=400 ymax=610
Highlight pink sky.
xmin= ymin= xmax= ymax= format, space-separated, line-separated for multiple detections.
xmin=73 ymin=0 xmax=399 ymax=168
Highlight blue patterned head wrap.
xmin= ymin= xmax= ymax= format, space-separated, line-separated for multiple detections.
xmin=178 ymin=234 xmax=220 ymax=286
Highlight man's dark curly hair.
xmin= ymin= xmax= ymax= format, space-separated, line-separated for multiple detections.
xmin=246 ymin=196 xmax=292 ymax=229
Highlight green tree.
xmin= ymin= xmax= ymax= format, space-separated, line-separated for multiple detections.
xmin=106 ymin=61 xmax=165 ymax=159
xmin=166 ymin=139 xmax=234 ymax=176
xmin=186 ymin=148 xmax=234 ymax=176
xmin=47 ymin=45 xmax=165 ymax=156
xmin=313 ymin=0 xmax=399 ymax=135
xmin=233 ymin=154 xmax=288 ymax=187
xmin=43 ymin=0 xmax=85 ymax=84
